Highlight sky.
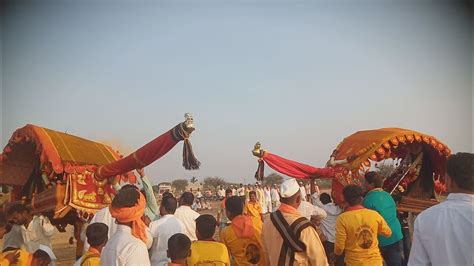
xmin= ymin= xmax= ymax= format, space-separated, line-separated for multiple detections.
xmin=1 ymin=0 xmax=472 ymax=184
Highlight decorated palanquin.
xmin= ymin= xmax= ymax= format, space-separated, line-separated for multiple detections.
xmin=253 ymin=128 xmax=451 ymax=209
xmin=0 ymin=114 xmax=199 ymax=228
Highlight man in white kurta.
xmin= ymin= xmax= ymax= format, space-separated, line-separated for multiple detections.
xmin=270 ymin=184 xmax=281 ymax=212
xmin=408 ymin=152 xmax=474 ymax=266
xmin=83 ymin=206 xmax=117 ymax=253
xmin=299 ymin=182 xmax=307 ymax=201
xmin=255 ymin=183 xmax=266 ymax=213
xmin=101 ymin=224 xmax=150 ymax=266
xmin=100 ymin=186 xmax=151 ymax=266
xmin=8 ymin=204 xmax=55 ymax=253
xmin=149 ymin=196 xmax=185 ymax=265
xmin=2 ymin=224 xmax=24 ymax=250
xmin=174 ymin=192 xmax=200 ymax=241
xmin=297 ymin=201 xmax=327 ymax=221
xmin=263 ymin=185 xmax=272 ymax=213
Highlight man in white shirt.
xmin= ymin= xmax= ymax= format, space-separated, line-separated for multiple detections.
xmin=305 ymin=183 xmax=311 ymax=202
xmin=408 ymin=152 xmax=474 ymax=266
xmin=8 ymin=204 xmax=55 ymax=253
xmin=101 ymin=187 xmax=151 ymax=266
xmin=312 ymin=191 xmax=343 ymax=265
xmin=255 ymin=183 xmax=266 ymax=213
xmin=263 ymin=184 xmax=272 ymax=214
xmin=231 ymin=186 xmax=237 ymax=196
xmin=84 ymin=184 xmax=153 ymax=253
xmin=299 ymin=181 xmax=307 ymax=201
xmin=270 ymin=184 xmax=280 ymax=212
xmin=237 ymin=184 xmax=245 ymax=203
xmin=174 ymin=192 xmax=200 ymax=241
xmin=217 ymin=186 xmax=225 ymax=200
xmin=297 ymin=200 xmax=327 ymax=221
xmin=149 ymin=195 xmax=185 ymax=265
xmin=83 ymin=206 xmax=116 ymax=253
xmin=195 ymin=188 xmax=204 ymax=210
xmin=2 ymin=224 xmax=24 ymax=251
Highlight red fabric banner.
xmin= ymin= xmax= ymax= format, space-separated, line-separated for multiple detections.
xmin=97 ymin=129 xmax=179 ymax=179
xmin=262 ymin=152 xmax=335 ymax=179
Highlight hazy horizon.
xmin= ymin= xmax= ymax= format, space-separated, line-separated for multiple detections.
xmin=2 ymin=0 xmax=472 ymax=184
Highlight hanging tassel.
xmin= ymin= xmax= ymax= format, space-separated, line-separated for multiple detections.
xmin=255 ymin=159 xmax=264 ymax=181
xmin=182 ymin=138 xmax=200 ymax=170
xmin=172 ymin=122 xmax=201 ymax=170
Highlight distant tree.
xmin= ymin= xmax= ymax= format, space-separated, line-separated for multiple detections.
xmin=190 ymin=176 xmax=198 ymax=183
xmin=263 ymin=173 xmax=284 ymax=186
xmin=171 ymin=179 xmax=189 ymax=193
xmin=203 ymin=177 xmax=226 ymax=190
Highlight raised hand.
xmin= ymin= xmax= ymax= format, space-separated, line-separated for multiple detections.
xmin=4 ymin=251 xmax=19 ymax=264
xmin=137 ymin=168 xmax=145 ymax=178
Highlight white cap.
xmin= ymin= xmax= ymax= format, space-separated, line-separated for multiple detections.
xmin=38 ymin=244 xmax=57 ymax=261
xmin=280 ymin=178 xmax=300 ymax=198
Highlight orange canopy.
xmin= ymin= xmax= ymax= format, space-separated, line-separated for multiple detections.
xmin=331 ymin=127 xmax=450 ymax=177
xmin=0 ymin=124 xmax=132 ymax=186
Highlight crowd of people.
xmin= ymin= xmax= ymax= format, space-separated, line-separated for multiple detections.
xmin=0 ymin=152 xmax=472 ymax=266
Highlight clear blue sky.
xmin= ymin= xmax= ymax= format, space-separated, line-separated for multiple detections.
xmin=1 ymin=0 xmax=472 ymax=184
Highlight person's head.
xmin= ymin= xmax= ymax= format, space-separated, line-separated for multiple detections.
xmin=319 ymin=193 xmax=332 ymax=205
xmin=111 ymin=187 xmax=141 ymax=226
xmin=364 ymin=171 xmax=384 ymax=189
xmin=167 ymin=233 xmax=191 ymax=264
xmin=240 ymin=184 xmax=243 ymax=188
xmin=299 ymin=182 xmax=303 ymax=187
xmin=279 ymin=179 xmax=302 ymax=208
xmin=86 ymin=223 xmax=108 ymax=252
xmin=446 ymin=152 xmax=474 ymax=193
xmin=342 ymin=185 xmax=364 ymax=206
xmin=162 ymin=191 xmax=173 ymax=200
xmin=120 ymin=184 xmax=139 ymax=191
xmin=180 ymin=192 xmax=194 ymax=207
xmin=121 ymin=183 xmax=146 ymax=198
xmin=0 ymin=212 xmax=8 ymax=239
xmin=197 ymin=188 xmax=200 ymax=192
xmin=225 ymin=196 xmax=244 ymax=221
xmin=249 ymin=191 xmax=257 ymax=202
xmin=7 ymin=203 xmax=31 ymax=226
xmin=31 ymin=249 xmax=51 ymax=266
xmin=225 ymin=189 xmax=233 ymax=198
xmin=112 ymin=188 xmax=139 ymax=209
xmin=160 ymin=195 xmax=178 ymax=216
xmin=195 ymin=214 xmax=217 ymax=240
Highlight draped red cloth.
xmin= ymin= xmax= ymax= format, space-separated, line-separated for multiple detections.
xmin=97 ymin=127 xmax=179 ymax=179
xmin=261 ymin=152 xmax=335 ymax=179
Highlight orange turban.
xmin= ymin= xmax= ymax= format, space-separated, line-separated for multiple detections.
xmin=109 ymin=191 xmax=148 ymax=243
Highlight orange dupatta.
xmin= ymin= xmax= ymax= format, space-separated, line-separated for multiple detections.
xmin=109 ymin=191 xmax=148 ymax=243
